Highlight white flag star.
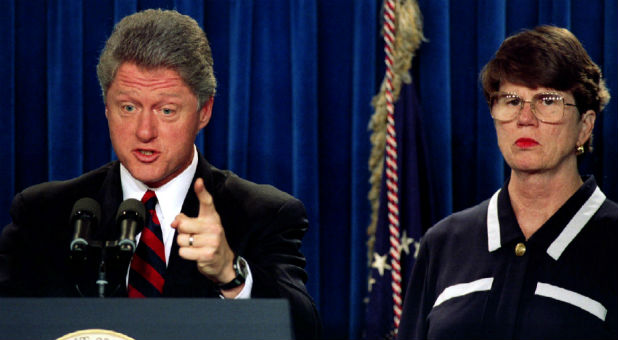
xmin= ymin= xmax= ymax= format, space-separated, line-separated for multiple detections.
xmin=399 ymin=230 xmax=415 ymax=255
xmin=371 ymin=252 xmax=391 ymax=276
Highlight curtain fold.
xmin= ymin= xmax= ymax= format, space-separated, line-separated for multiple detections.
xmin=14 ymin=0 xmax=48 ymax=191
xmin=417 ymin=0 xmax=452 ymax=219
xmin=290 ymin=0 xmax=321 ymax=304
xmin=83 ymin=2 xmax=113 ymax=172
xmin=227 ymin=1 xmax=253 ymax=178
xmin=348 ymin=2 xmax=376 ymax=337
xmin=602 ymin=0 xmax=618 ymax=200
xmin=449 ymin=0 xmax=478 ymax=211
xmin=0 ymin=0 xmax=15 ymax=222
xmin=316 ymin=1 xmax=354 ymax=337
xmin=47 ymin=0 xmax=83 ymax=180
xmin=475 ymin=0 xmax=505 ymax=201
xmin=202 ymin=0 xmax=230 ymax=169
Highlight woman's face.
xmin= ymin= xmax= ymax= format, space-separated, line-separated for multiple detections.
xmin=493 ymin=81 xmax=595 ymax=175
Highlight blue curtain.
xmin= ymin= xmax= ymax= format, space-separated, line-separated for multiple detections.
xmin=1 ymin=1 xmax=616 ymax=339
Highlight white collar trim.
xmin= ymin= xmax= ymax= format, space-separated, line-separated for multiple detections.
xmin=487 ymin=189 xmax=502 ymax=252
xmin=546 ymin=187 xmax=605 ymax=260
xmin=486 ymin=186 xmax=606 ymax=259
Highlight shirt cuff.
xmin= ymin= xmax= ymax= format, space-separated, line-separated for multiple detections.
xmin=220 ymin=262 xmax=253 ymax=299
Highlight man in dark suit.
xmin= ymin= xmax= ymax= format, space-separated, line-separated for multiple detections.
xmin=0 ymin=9 xmax=320 ymax=340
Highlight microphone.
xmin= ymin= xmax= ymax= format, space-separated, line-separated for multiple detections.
xmin=69 ymin=198 xmax=101 ymax=252
xmin=116 ymin=199 xmax=146 ymax=253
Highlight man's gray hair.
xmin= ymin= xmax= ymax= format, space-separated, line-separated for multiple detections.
xmin=97 ymin=9 xmax=216 ymax=108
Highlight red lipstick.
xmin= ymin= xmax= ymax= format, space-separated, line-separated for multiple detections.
xmin=515 ymin=138 xmax=539 ymax=148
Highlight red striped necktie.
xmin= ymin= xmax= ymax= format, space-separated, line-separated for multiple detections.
xmin=128 ymin=190 xmax=166 ymax=297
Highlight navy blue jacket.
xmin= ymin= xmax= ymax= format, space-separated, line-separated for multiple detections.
xmin=398 ymin=177 xmax=618 ymax=339
xmin=0 ymin=153 xmax=321 ymax=340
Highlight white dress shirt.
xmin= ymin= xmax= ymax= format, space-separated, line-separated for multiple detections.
xmin=120 ymin=146 xmax=252 ymax=298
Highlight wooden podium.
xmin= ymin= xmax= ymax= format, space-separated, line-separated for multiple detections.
xmin=0 ymin=298 xmax=293 ymax=340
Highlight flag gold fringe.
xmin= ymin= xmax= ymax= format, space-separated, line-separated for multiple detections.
xmin=367 ymin=0 xmax=424 ymax=264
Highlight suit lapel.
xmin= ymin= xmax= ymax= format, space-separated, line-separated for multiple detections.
xmin=164 ymin=153 xmax=218 ymax=297
xmin=94 ymin=161 xmax=124 ymax=241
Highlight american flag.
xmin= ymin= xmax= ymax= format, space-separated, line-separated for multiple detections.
xmin=364 ymin=80 xmax=430 ymax=339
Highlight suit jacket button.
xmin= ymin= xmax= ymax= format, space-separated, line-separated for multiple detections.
xmin=515 ymin=242 xmax=526 ymax=256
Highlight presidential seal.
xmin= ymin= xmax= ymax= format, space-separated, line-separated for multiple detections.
xmin=57 ymin=329 xmax=134 ymax=340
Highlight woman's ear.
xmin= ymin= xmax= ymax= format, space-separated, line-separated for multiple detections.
xmin=577 ymin=110 xmax=596 ymax=147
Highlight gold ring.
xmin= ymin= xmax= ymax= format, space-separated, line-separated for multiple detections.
xmin=189 ymin=235 xmax=194 ymax=247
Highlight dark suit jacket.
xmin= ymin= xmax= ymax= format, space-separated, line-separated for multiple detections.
xmin=0 ymin=153 xmax=321 ymax=339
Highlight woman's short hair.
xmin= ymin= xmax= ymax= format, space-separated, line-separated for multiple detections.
xmin=480 ymin=25 xmax=610 ymax=115
xmin=96 ymin=9 xmax=216 ymax=109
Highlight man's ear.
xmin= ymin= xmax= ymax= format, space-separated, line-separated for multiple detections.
xmin=198 ymin=97 xmax=214 ymax=130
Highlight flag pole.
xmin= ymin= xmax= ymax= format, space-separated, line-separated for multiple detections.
xmin=367 ymin=0 xmax=424 ymax=335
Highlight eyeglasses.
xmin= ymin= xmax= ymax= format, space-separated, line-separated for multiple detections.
xmin=489 ymin=92 xmax=577 ymax=123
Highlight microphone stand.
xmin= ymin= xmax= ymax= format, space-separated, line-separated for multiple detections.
xmin=72 ymin=240 xmax=133 ymax=298
xmin=69 ymin=198 xmax=142 ymax=297
xmin=96 ymin=245 xmax=109 ymax=298
xmin=100 ymin=240 xmax=136 ymax=298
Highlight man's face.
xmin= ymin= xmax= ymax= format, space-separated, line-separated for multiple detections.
xmin=105 ymin=62 xmax=212 ymax=187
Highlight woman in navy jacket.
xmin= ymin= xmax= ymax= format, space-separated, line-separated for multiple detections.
xmin=398 ymin=26 xmax=616 ymax=339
